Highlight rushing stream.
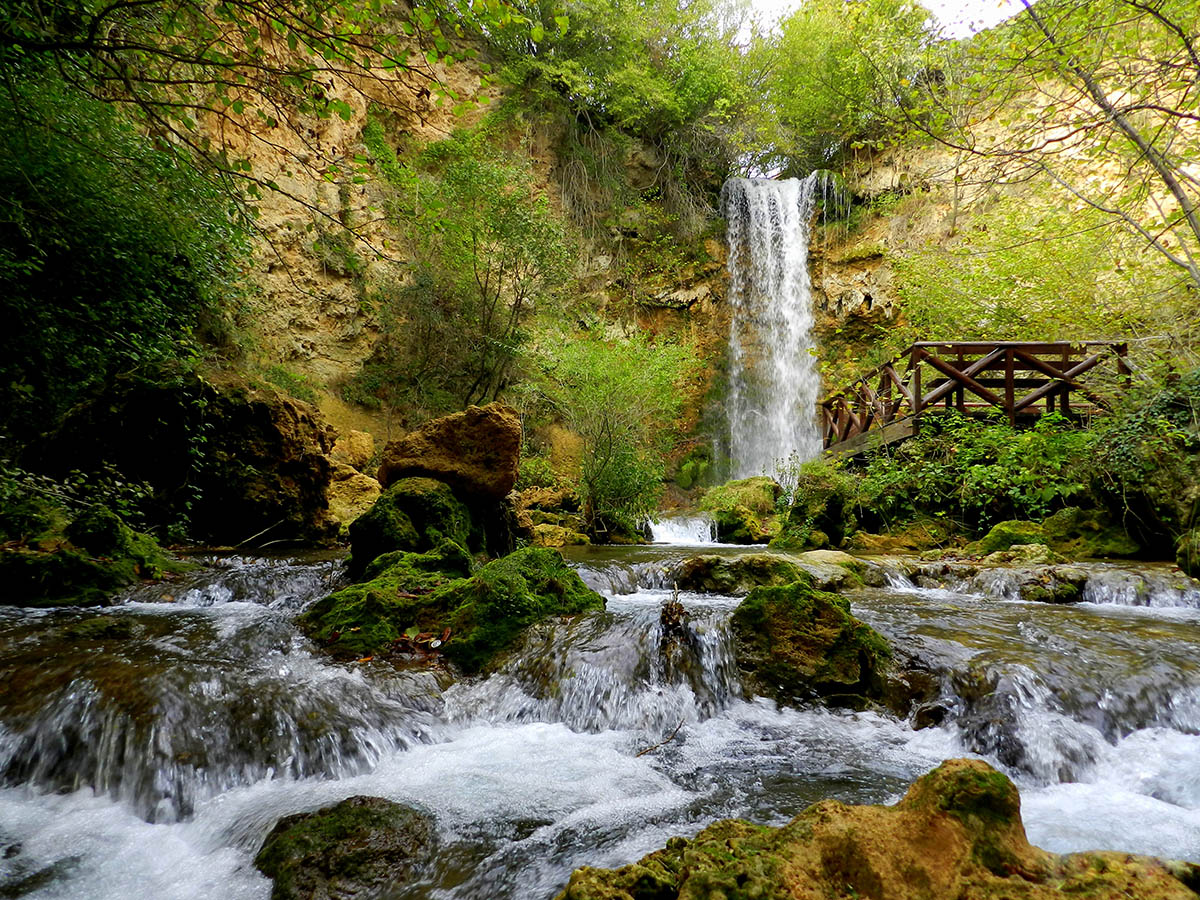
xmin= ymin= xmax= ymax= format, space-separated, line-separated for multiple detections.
xmin=2 ymin=542 xmax=1199 ymax=898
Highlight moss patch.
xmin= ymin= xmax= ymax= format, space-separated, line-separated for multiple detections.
xmin=699 ymin=476 xmax=781 ymax=544
xmin=674 ymin=553 xmax=810 ymax=595
xmin=255 ymin=796 xmax=434 ymax=900
xmin=966 ymin=520 xmax=1045 ymax=556
xmin=303 ymin=545 xmax=604 ymax=672
xmin=731 ymin=579 xmax=891 ymax=708
xmin=1041 ymin=507 xmax=1139 ymax=559
xmin=347 ymin=477 xmax=472 ymax=575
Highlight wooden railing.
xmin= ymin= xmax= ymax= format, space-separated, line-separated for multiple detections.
xmin=821 ymin=341 xmax=1131 ymax=455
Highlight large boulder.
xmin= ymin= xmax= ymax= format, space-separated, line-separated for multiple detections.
xmin=303 ymin=546 xmax=605 ymax=672
xmin=254 ymin=796 xmax=435 ymax=900
xmin=326 ymin=463 xmax=382 ymax=533
xmin=347 ymin=477 xmax=473 ymax=576
xmin=26 ymin=369 xmax=337 ymax=545
xmin=674 ymin=553 xmax=809 ymax=595
xmin=771 ymin=464 xmax=858 ymax=551
xmin=1041 ymin=507 xmax=1140 ymax=558
xmin=378 ymin=403 xmax=521 ymax=501
xmin=555 ymin=759 xmax=1200 ymax=900
xmin=731 ymin=579 xmax=891 ymax=708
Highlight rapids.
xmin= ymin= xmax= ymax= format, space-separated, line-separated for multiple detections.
xmin=1 ymin=545 xmax=1199 ymax=898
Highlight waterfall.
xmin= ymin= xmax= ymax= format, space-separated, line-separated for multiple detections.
xmin=722 ymin=175 xmax=823 ymax=482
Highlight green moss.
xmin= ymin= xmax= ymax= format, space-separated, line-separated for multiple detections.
xmin=772 ymin=461 xmax=858 ymax=551
xmin=731 ymin=580 xmax=891 ymax=707
xmin=304 ymin=545 xmax=604 ymax=671
xmin=675 ymin=554 xmax=811 ymax=595
xmin=1042 ymin=507 xmax=1139 ymax=559
xmin=300 ymin=540 xmax=472 ymax=658
xmin=437 ymin=547 xmax=605 ymax=672
xmin=966 ymin=520 xmax=1045 ymax=556
xmin=0 ymin=505 xmax=189 ymax=607
xmin=255 ymin=796 xmax=434 ymax=900
xmin=348 ymin=477 xmax=472 ymax=575
xmin=699 ymin=477 xmax=781 ymax=544
xmin=1178 ymin=529 xmax=1200 ymax=578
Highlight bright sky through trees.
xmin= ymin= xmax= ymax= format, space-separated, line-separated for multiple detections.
xmin=751 ymin=0 xmax=1025 ymax=37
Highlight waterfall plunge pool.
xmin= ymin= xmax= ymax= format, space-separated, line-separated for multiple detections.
xmin=1 ymin=546 xmax=1199 ymax=898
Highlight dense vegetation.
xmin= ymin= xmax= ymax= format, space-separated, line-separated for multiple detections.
xmin=1 ymin=0 xmax=1198 ymax=545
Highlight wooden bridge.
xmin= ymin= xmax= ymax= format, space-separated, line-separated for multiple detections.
xmin=821 ymin=341 xmax=1131 ymax=457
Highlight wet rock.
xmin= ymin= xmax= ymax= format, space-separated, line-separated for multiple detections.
xmin=377 ymin=403 xmax=521 ymax=502
xmin=304 ymin=546 xmax=604 ymax=673
xmin=531 ymin=523 xmax=591 ymax=548
xmin=1042 ymin=507 xmax=1139 ymax=559
xmin=980 ymin=543 xmax=1065 ymax=566
xmin=347 ymin=477 xmax=473 ymax=576
xmin=967 ymin=520 xmax=1046 ymax=555
xmin=254 ymin=796 xmax=435 ymax=900
xmin=731 ymin=579 xmax=891 ymax=708
xmin=325 ymin=463 xmax=382 ymax=533
xmin=330 ymin=429 xmax=376 ymax=473
xmin=848 ymin=518 xmax=960 ymax=554
xmin=26 ymin=369 xmax=337 ymax=545
xmin=674 ymin=553 xmax=808 ymax=595
xmin=555 ymin=759 xmax=1199 ymax=900
xmin=698 ymin=477 xmax=781 ymax=543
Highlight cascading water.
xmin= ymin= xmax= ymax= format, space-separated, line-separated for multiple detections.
xmin=2 ymin=549 xmax=1200 ymax=899
xmin=721 ymin=176 xmax=824 ymax=481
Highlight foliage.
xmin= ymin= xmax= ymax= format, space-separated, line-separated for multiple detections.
xmin=536 ymin=331 xmax=698 ymax=536
xmin=516 ymin=453 xmax=557 ymax=490
xmin=348 ymin=122 xmax=571 ymax=417
xmin=853 ymin=413 xmax=1097 ymax=533
xmin=749 ymin=0 xmax=934 ymax=176
xmin=0 ymin=71 xmax=246 ymax=437
xmin=264 ymin=366 xmax=319 ymax=404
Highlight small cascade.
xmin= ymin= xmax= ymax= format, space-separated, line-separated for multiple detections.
xmin=721 ymin=175 xmax=824 ymax=482
xmin=648 ymin=515 xmax=717 ymax=545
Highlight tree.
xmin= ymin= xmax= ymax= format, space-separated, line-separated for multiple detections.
xmin=537 ymin=332 xmax=697 ymax=536
xmin=347 ymin=123 xmax=570 ymax=418
xmin=905 ymin=0 xmax=1200 ymax=291
xmin=748 ymin=0 xmax=934 ymax=176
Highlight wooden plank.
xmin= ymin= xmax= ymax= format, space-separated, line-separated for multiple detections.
xmin=921 ymin=348 xmax=1006 ymax=407
xmin=825 ymin=417 xmax=918 ymax=458
xmin=1012 ymin=351 xmax=1106 ymax=411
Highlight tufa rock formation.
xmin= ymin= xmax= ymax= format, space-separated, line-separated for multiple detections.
xmin=556 ymin=758 xmax=1200 ymax=900
xmin=377 ymin=403 xmax=521 ymax=501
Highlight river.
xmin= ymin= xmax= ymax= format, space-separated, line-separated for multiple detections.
xmin=1 ymin=535 xmax=1198 ymax=898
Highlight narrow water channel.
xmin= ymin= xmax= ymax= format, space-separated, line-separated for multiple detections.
xmin=1 ymin=542 xmax=1198 ymax=899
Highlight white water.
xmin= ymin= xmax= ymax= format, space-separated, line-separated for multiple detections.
xmin=647 ymin=516 xmax=716 ymax=545
xmin=2 ymin=552 xmax=1200 ymax=898
xmin=722 ymin=176 xmax=823 ymax=482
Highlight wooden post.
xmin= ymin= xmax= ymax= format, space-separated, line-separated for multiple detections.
xmin=1005 ymin=349 xmax=1015 ymax=425
xmin=912 ymin=347 xmax=923 ymax=423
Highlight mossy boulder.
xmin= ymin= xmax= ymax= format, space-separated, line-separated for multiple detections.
xmin=967 ymin=520 xmax=1046 ymax=556
xmin=300 ymin=540 xmax=473 ymax=659
xmin=347 ymin=477 xmax=472 ymax=576
xmin=254 ymin=796 xmax=435 ymax=900
xmin=0 ymin=506 xmax=189 ymax=607
xmin=674 ymin=553 xmax=808 ymax=595
xmin=556 ymin=759 xmax=1200 ymax=900
xmin=436 ymin=547 xmax=605 ymax=672
xmin=1041 ymin=507 xmax=1140 ymax=559
xmin=771 ymin=464 xmax=857 ymax=551
xmin=1179 ymin=529 xmax=1200 ymax=577
xmin=303 ymin=546 xmax=604 ymax=672
xmin=531 ymin=523 xmax=591 ymax=547
xmin=731 ymin=579 xmax=891 ymax=708
xmin=698 ymin=476 xmax=781 ymax=544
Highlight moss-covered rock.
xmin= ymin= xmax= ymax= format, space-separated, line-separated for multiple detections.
xmin=967 ymin=520 xmax=1045 ymax=555
xmin=303 ymin=546 xmax=604 ymax=672
xmin=531 ymin=523 xmax=591 ymax=547
xmin=698 ymin=477 xmax=781 ymax=543
xmin=1042 ymin=507 xmax=1139 ymax=558
xmin=674 ymin=553 xmax=809 ymax=595
xmin=771 ymin=464 xmax=857 ymax=551
xmin=0 ymin=506 xmax=189 ymax=607
xmin=254 ymin=796 xmax=435 ymax=900
xmin=731 ymin=579 xmax=891 ymax=708
xmin=436 ymin=547 xmax=605 ymax=672
xmin=347 ymin=477 xmax=472 ymax=576
xmin=1178 ymin=529 xmax=1200 ymax=577
xmin=555 ymin=759 xmax=1200 ymax=900
xmin=300 ymin=540 xmax=473 ymax=659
